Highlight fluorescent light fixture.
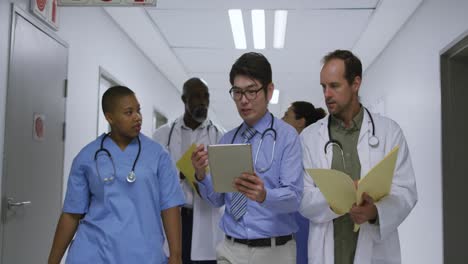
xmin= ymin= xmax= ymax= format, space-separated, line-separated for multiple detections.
xmin=270 ymin=89 xmax=280 ymax=104
xmin=251 ymin=9 xmax=265 ymax=49
xmin=228 ymin=9 xmax=247 ymax=49
xmin=273 ymin=10 xmax=288 ymax=49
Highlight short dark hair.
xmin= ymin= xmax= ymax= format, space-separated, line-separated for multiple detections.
xmin=292 ymin=101 xmax=327 ymax=127
xmin=101 ymin=85 xmax=134 ymax=113
xmin=322 ymin=50 xmax=362 ymax=85
xmin=183 ymin=77 xmax=208 ymax=96
xmin=229 ymin=52 xmax=272 ymax=89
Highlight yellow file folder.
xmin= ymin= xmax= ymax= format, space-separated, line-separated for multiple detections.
xmin=306 ymin=146 xmax=399 ymax=230
xmin=176 ymin=143 xmax=198 ymax=192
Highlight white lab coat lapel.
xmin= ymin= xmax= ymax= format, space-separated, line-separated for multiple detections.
xmin=182 ymin=119 xmax=224 ymax=261
xmin=161 ymin=117 xmax=224 ymax=260
xmin=308 ymin=116 xmax=336 ymax=264
xmin=191 ymin=121 xmax=223 ymax=260
xmin=354 ymin=110 xmax=374 ymax=264
xmin=357 ymin=111 xmax=372 ymax=178
xmin=166 ymin=118 xmax=184 ymax=162
xmin=318 ymin=116 xmax=333 ymax=169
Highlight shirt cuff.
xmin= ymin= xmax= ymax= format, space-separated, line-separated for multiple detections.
xmin=369 ymin=212 xmax=380 ymax=225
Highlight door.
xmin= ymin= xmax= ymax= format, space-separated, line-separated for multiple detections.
xmin=1 ymin=7 xmax=68 ymax=263
xmin=441 ymin=33 xmax=468 ymax=263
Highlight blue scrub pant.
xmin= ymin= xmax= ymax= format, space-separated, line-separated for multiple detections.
xmin=295 ymin=212 xmax=309 ymax=264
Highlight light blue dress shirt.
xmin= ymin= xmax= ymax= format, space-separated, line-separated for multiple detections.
xmin=198 ymin=112 xmax=303 ymax=239
xmin=63 ymin=133 xmax=185 ymax=264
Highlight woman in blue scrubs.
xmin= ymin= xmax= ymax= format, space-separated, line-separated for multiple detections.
xmin=48 ymin=86 xmax=185 ymax=264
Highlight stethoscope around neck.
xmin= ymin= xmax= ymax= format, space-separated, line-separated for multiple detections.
xmin=324 ymin=107 xmax=379 ymax=170
xmin=94 ymin=133 xmax=141 ymax=183
xmin=166 ymin=119 xmax=219 ymax=149
xmin=231 ymin=113 xmax=277 ymax=173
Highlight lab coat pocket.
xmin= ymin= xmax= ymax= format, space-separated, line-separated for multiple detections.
xmin=371 ymin=230 xmax=401 ymax=263
xmin=366 ymin=222 xmax=382 ymax=242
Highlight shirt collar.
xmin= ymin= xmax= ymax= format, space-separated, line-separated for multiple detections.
xmin=330 ymin=106 xmax=364 ymax=132
xmin=241 ymin=111 xmax=272 ymax=134
xmin=180 ymin=116 xmax=211 ymax=130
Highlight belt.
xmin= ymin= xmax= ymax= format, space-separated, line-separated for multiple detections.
xmin=226 ymin=234 xmax=293 ymax=247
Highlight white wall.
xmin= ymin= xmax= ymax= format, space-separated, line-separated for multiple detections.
xmin=0 ymin=3 xmax=184 ymax=202
xmin=361 ymin=0 xmax=468 ymax=263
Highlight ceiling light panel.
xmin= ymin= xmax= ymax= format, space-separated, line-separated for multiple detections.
xmin=273 ymin=10 xmax=288 ymax=49
xmin=228 ymin=9 xmax=247 ymax=49
xmin=251 ymin=9 xmax=265 ymax=49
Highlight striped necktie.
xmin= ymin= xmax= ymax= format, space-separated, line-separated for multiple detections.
xmin=231 ymin=126 xmax=256 ymax=221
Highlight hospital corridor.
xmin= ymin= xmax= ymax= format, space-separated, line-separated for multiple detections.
xmin=0 ymin=0 xmax=467 ymax=263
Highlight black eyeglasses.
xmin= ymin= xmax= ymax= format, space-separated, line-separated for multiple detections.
xmin=229 ymin=86 xmax=264 ymax=101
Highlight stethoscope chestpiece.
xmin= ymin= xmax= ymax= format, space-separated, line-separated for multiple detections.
xmin=95 ymin=133 xmax=141 ymax=184
xmin=127 ymin=171 xmax=136 ymax=183
xmin=368 ymin=135 xmax=379 ymax=148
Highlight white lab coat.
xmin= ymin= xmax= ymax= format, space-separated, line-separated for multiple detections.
xmin=153 ymin=117 xmax=224 ymax=261
xmin=299 ymin=111 xmax=417 ymax=264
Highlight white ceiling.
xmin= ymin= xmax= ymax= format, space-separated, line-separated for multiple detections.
xmin=105 ymin=0 xmax=423 ymax=130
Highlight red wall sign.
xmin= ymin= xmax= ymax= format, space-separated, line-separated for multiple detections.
xmin=31 ymin=0 xmax=59 ymax=30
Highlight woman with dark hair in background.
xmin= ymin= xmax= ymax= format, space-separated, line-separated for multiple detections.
xmin=283 ymin=101 xmax=326 ymax=133
xmin=282 ymin=101 xmax=326 ymax=264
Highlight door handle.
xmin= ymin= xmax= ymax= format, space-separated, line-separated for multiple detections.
xmin=7 ymin=198 xmax=31 ymax=209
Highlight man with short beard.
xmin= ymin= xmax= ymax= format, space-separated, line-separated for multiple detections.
xmin=153 ymin=77 xmax=224 ymax=264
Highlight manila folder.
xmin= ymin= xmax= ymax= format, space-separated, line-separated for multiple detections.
xmin=176 ymin=143 xmax=198 ymax=192
xmin=306 ymin=146 xmax=400 ymax=215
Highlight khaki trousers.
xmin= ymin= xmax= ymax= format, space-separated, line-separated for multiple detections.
xmin=216 ymin=237 xmax=296 ymax=264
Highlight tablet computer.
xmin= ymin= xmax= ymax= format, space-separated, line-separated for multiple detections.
xmin=207 ymin=143 xmax=253 ymax=193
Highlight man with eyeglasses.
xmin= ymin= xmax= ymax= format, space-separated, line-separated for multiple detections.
xmin=191 ymin=52 xmax=303 ymax=264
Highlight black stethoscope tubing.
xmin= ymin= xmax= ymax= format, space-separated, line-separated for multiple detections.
xmin=94 ymin=133 xmax=141 ymax=183
xmin=324 ymin=107 xmax=379 ymax=154
xmin=231 ymin=113 xmax=277 ymax=144
xmin=166 ymin=119 xmax=219 ymax=149
xmin=231 ymin=113 xmax=277 ymax=172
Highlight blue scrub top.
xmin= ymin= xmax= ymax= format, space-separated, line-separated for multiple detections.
xmin=63 ymin=133 xmax=185 ymax=264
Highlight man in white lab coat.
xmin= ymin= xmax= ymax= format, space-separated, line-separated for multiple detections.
xmin=153 ymin=77 xmax=224 ymax=264
xmin=299 ymin=50 xmax=418 ymax=264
